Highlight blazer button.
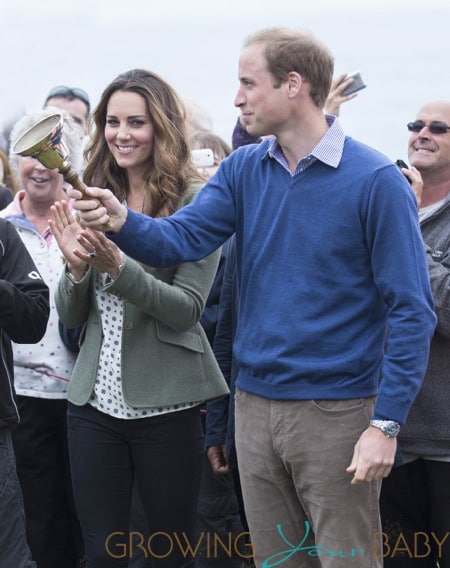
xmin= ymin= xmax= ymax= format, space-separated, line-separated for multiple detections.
xmin=124 ymin=322 xmax=134 ymax=330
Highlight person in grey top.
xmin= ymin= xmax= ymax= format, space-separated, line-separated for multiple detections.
xmin=380 ymin=99 xmax=450 ymax=568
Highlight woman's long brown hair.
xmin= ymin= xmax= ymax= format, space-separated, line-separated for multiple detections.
xmin=83 ymin=69 xmax=202 ymax=217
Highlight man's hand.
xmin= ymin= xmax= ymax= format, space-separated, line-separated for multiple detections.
xmin=400 ymin=166 xmax=423 ymax=208
xmin=207 ymin=445 xmax=230 ymax=475
xmin=346 ymin=426 xmax=397 ymax=485
xmin=66 ymin=185 xmax=128 ymax=233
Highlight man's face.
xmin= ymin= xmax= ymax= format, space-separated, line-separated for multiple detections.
xmin=45 ymin=96 xmax=89 ymax=135
xmin=408 ymin=100 xmax=450 ymax=178
xmin=234 ymin=44 xmax=289 ymax=139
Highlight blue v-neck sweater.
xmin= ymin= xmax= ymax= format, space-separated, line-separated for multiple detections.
xmin=110 ymin=137 xmax=436 ymax=425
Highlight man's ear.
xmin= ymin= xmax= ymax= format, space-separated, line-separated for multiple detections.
xmin=286 ymin=72 xmax=302 ymax=97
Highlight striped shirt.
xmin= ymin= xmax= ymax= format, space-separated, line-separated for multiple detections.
xmin=267 ymin=114 xmax=345 ymax=175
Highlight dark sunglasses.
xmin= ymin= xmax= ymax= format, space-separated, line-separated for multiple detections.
xmin=45 ymin=85 xmax=90 ymax=112
xmin=407 ymin=120 xmax=450 ymax=135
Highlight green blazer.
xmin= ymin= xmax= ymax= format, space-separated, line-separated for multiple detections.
xmin=55 ymin=189 xmax=229 ymax=409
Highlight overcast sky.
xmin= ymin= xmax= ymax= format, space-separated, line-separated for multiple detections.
xmin=4 ymin=0 xmax=450 ymax=18
xmin=1 ymin=0 xmax=449 ymax=158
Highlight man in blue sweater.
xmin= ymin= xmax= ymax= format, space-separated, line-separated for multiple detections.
xmin=66 ymin=27 xmax=436 ymax=568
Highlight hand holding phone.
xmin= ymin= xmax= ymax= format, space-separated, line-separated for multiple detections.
xmin=339 ymin=71 xmax=367 ymax=97
xmin=395 ymin=159 xmax=412 ymax=185
xmin=396 ymin=160 xmax=425 ymax=209
xmin=395 ymin=159 xmax=409 ymax=170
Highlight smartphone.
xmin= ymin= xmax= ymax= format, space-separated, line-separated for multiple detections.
xmin=396 ymin=159 xmax=412 ymax=184
xmin=395 ymin=159 xmax=409 ymax=170
xmin=191 ymin=148 xmax=214 ymax=168
xmin=339 ymin=70 xmax=367 ymax=96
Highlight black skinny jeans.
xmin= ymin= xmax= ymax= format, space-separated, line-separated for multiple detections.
xmin=68 ymin=403 xmax=204 ymax=568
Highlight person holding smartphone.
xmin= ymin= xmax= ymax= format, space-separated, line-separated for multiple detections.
xmin=380 ymin=100 xmax=450 ymax=568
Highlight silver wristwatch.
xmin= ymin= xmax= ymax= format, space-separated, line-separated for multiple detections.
xmin=369 ymin=419 xmax=400 ymax=437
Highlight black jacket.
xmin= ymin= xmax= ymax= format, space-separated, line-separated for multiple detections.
xmin=206 ymin=237 xmax=238 ymax=466
xmin=0 ymin=218 xmax=49 ymax=429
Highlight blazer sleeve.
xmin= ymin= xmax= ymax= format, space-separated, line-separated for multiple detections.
xmin=55 ymin=267 xmax=92 ymax=329
xmin=103 ymin=250 xmax=221 ymax=333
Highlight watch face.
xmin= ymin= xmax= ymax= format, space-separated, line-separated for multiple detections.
xmin=384 ymin=422 xmax=400 ymax=436
xmin=384 ymin=423 xmax=398 ymax=436
xmin=370 ymin=419 xmax=400 ymax=437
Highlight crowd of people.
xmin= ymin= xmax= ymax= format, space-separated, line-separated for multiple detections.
xmin=0 ymin=24 xmax=448 ymax=568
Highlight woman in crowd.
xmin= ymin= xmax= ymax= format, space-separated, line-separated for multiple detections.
xmin=49 ymin=68 xmax=228 ymax=568
xmin=2 ymin=108 xmax=85 ymax=568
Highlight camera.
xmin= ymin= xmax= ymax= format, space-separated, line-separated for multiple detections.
xmin=339 ymin=71 xmax=367 ymax=96
xmin=191 ymin=148 xmax=214 ymax=168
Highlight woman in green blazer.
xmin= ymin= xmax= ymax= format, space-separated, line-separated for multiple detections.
xmin=50 ymin=69 xmax=228 ymax=568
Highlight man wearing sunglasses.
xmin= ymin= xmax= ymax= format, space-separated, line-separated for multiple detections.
xmin=44 ymin=85 xmax=90 ymax=135
xmin=380 ymin=100 xmax=450 ymax=568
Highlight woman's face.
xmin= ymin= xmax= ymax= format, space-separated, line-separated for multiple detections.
xmin=105 ymin=90 xmax=154 ymax=177
xmin=18 ymin=156 xmax=65 ymax=204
